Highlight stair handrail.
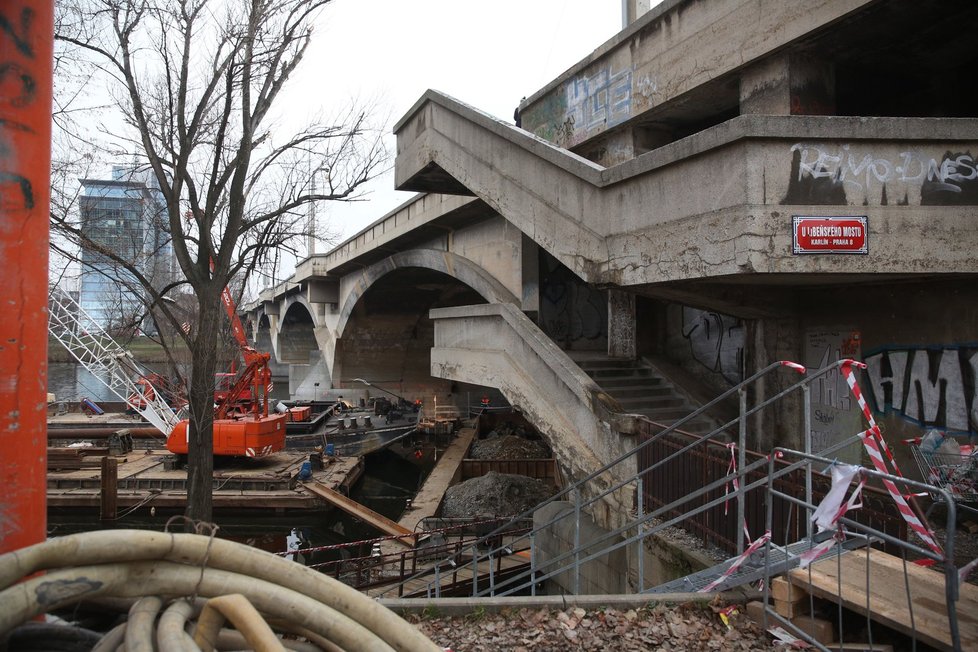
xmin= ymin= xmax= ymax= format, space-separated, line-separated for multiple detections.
xmin=462 ymin=359 xmax=865 ymax=598
xmin=379 ymin=358 xmax=835 ymax=597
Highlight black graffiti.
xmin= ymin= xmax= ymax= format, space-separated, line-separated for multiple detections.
xmin=0 ymin=62 xmax=36 ymax=107
xmin=0 ymin=7 xmax=35 ymax=58
xmin=0 ymin=5 xmax=39 ymax=214
xmin=681 ymin=307 xmax=745 ymax=385
xmin=0 ymin=171 xmax=34 ymax=209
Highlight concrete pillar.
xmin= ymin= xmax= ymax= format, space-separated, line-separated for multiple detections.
xmin=607 ymin=289 xmax=636 ymax=359
xmin=624 ymin=0 xmax=655 ymax=27
xmin=740 ymin=53 xmax=835 ymax=116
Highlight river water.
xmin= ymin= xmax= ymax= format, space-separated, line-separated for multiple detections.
xmin=48 ymin=362 xmax=125 ymax=403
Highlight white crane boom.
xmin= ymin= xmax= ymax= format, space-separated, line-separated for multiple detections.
xmin=47 ymin=290 xmax=179 ymax=435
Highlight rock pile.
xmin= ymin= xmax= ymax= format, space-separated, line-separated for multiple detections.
xmin=441 ymin=471 xmax=555 ymax=519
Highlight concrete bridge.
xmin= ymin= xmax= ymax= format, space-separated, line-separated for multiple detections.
xmin=244 ymin=0 xmax=978 ymax=512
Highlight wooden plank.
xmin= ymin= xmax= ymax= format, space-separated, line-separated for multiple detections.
xmin=114 ymin=452 xmax=166 ymax=478
xmin=788 ymin=548 xmax=978 ymax=652
xmin=305 ymin=481 xmax=415 ymax=546
xmin=100 ymin=457 xmax=118 ymax=520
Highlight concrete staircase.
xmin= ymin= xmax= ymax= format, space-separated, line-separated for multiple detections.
xmin=566 ymin=353 xmax=717 ymax=434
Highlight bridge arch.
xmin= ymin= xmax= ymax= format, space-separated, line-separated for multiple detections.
xmin=278 ymin=299 xmax=318 ymax=363
xmin=332 ymin=250 xmax=518 ymax=407
xmin=336 ymin=249 xmax=519 ymax=339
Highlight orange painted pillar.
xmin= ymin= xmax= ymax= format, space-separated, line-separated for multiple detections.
xmin=0 ymin=0 xmax=54 ymax=553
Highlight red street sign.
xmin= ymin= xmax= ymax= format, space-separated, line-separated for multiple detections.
xmin=792 ymin=216 xmax=868 ymax=254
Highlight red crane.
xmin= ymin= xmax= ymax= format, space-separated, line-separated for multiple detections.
xmin=166 ymin=263 xmax=286 ymax=458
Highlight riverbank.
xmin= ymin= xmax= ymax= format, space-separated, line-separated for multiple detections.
xmin=48 ymin=334 xmax=191 ymax=364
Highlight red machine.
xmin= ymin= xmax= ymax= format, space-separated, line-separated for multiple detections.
xmin=166 ymin=265 xmax=286 ymax=457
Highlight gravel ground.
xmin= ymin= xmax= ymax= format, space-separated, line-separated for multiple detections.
xmin=441 ymin=471 xmax=555 ymax=519
xmin=406 ymin=601 xmax=776 ymax=651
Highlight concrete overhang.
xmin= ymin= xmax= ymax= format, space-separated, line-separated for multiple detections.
xmin=517 ymin=0 xmax=978 ymax=153
xmin=395 ymin=88 xmax=978 ymax=291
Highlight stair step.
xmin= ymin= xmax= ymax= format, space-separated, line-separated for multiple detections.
xmin=603 ymin=385 xmax=675 ymax=398
xmin=592 ymin=377 xmax=665 ymax=389
xmin=574 ymin=358 xmax=639 ymax=370
xmin=635 ymin=407 xmax=701 ymax=421
xmin=588 ymin=367 xmax=654 ymax=379
xmin=613 ymin=395 xmax=685 ymax=409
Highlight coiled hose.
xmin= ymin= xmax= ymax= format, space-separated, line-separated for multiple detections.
xmin=0 ymin=530 xmax=440 ymax=652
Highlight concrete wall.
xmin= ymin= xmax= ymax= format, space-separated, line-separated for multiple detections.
xmin=533 ymin=501 xmax=627 ymax=595
xmin=450 ymin=215 xmax=525 ymax=302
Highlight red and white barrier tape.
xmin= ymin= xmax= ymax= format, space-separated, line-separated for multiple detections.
xmin=724 ymin=442 xmax=752 ymax=542
xmin=959 ymin=557 xmax=978 ymax=584
xmin=840 ymin=360 xmax=943 ymax=558
xmin=779 ymin=361 xmax=807 ymax=374
xmin=799 ymin=464 xmax=865 ymax=569
xmin=699 ymin=530 xmax=772 ymax=593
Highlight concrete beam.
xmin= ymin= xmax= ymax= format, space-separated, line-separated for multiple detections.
xmin=396 ymin=92 xmax=978 ymax=288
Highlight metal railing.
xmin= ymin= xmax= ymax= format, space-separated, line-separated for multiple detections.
xmin=367 ymin=356 xmax=965 ymax=647
xmin=376 ymin=360 xmax=847 ymax=596
xmin=761 ymin=448 xmax=962 ymax=651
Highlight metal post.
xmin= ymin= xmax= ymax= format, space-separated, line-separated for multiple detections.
xmin=636 ymin=478 xmax=645 ymax=592
xmin=530 ymin=531 xmax=537 ymax=597
xmin=471 ymin=548 xmax=478 ymax=597
xmin=488 ymin=551 xmax=495 ymax=595
xmin=574 ymin=491 xmax=582 ymax=595
xmin=737 ymin=387 xmax=747 ymax=554
xmin=0 ymin=0 xmax=54 ymax=555
xmin=802 ymin=383 xmax=813 ymax=540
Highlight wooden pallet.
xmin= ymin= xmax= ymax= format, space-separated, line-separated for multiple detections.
xmin=788 ymin=548 xmax=978 ymax=651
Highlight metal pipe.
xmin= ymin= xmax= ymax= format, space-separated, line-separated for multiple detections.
xmin=47 ymin=427 xmax=164 ymax=438
xmin=0 ymin=0 xmax=54 ymax=556
xmin=802 ymin=383 xmax=813 ymax=541
xmin=737 ymin=387 xmax=747 ymax=554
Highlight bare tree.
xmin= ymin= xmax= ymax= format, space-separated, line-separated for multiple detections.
xmin=52 ymin=0 xmax=386 ymax=522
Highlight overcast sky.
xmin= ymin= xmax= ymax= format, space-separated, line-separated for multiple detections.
xmin=280 ymin=0 xmax=625 ymax=268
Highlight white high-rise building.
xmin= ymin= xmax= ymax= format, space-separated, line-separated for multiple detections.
xmin=77 ymin=167 xmax=174 ymax=334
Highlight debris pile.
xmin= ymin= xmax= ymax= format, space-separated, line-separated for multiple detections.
xmin=441 ymin=471 xmax=554 ymax=519
xmin=470 ymin=434 xmax=549 ymax=460
xmin=409 ymin=602 xmax=773 ymax=651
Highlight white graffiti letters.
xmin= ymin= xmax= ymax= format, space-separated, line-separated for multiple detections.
xmin=865 ymin=348 xmax=978 ymax=433
xmin=790 ymin=143 xmax=977 ymax=195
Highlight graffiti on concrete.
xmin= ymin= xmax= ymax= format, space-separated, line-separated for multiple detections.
xmin=805 ymin=329 xmax=863 ymax=462
xmin=0 ymin=5 xmax=38 ymax=212
xmin=681 ymin=307 xmax=744 ymax=384
xmin=540 ymin=258 xmax=606 ymax=349
xmin=563 ymin=64 xmax=632 ymax=142
xmin=782 ymin=143 xmax=978 ymax=206
xmin=865 ymin=346 xmax=978 ymax=435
